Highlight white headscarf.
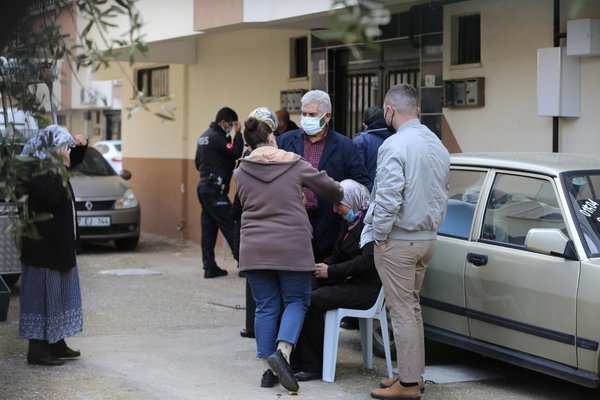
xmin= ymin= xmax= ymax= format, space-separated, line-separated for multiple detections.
xmin=20 ymin=125 xmax=76 ymax=160
xmin=339 ymin=179 xmax=370 ymax=212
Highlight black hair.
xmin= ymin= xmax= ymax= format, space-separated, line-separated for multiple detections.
xmin=277 ymin=108 xmax=291 ymax=123
xmin=362 ymin=106 xmax=383 ymax=126
xmin=244 ymin=117 xmax=272 ymax=150
xmin=215 ymin=107 xmax=238 ymax=123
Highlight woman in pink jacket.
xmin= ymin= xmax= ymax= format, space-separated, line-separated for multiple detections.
xmin=234 ymin=107 xmax=342 ymax=392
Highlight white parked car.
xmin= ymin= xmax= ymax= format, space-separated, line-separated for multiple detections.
xmin=374 ymin=152 xmax=600 ymax=388
xmin=93 ymin=139 xmax=122 ymax=174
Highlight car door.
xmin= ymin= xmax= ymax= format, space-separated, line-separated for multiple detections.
xmin=421 ymin=167 xmax=489 ymax=336
xmin=465 ymin=171 xmax=579 ymax=366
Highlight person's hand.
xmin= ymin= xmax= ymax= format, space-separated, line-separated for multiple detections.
xmin=232 ymin=121 xmax=241 ymax=134
xmin=375 ymin=239 xmax=388 ymax=251
xmin=314 ymin=263 xmax=329 ymax=279
xmin=57 ymin=145 xmax=71 ymax=167
xmin=74 ymin=134 xmax=88 ymax=146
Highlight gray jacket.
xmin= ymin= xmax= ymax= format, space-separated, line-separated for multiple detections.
xmin=234 ymin=147 xmax=343 ymax=272
xmin=364 ymin=119 xmax=450 ymax=242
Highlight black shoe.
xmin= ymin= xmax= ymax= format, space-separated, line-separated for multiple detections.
xmin=260 ymin=369 xmax=279 ymax=388
xmin=27 ymin=339 xmax=65 ymax=366
xmin=238 ymin=270 xmax=246 ymax=278
xmin=340 ymin=317 xmax=359 ymax=330
xmin=295 ymin=370 xmax=321 ymax=382
xmin=267 ymin=350 xmax=299 ymax=392
xmin=240 ymin=328 xmax=255 ymax=338
xmin=27 ymin=355 xmax=65 ymax=366
xmin=50 ymin=339 xmax=81 ymax=359
xmin=204 ymin=267 xmax=228 ymax=279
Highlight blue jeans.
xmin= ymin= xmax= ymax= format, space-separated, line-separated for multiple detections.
xmin=246 ymin=270 xmax=312 ymax=358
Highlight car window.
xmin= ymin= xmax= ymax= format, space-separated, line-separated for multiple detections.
xmin=94 ymin=144 xmax=109 ymax=154
xmin=72 ymin=147 xmax=116 ymax=176
xmin=563 ymin=172 xmax=600 ymax=257
xmin=438 ymin=169 xmax=487 ymax=239
xmin=481 ymin=173 xmax=566 ymax=247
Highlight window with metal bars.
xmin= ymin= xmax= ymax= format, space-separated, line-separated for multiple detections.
xmin=136 ymin=66 xmax=169 ymax=98
xmin=453 ymin=14 xmax=480 ymax=65
xmin=345 ymin=73 xmax=378 ymax=137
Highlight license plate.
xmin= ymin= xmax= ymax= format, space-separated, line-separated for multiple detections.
xmin=78 ymin=216 xmax=111 ymax=227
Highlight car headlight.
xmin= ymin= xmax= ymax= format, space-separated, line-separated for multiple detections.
xmin=115 ymin=189 xmax=138 ymax=209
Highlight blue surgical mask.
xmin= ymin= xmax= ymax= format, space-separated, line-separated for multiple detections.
xmin=343 ymin=209 xmax=356 ymax=222
xmin=301 ymin=114 xmax=326 ymax=136
xmin=223 ymin=124 xmax=233 ymax=134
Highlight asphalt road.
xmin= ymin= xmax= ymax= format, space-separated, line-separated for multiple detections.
xmin=1 ymin=234 xmax=599 ymax=399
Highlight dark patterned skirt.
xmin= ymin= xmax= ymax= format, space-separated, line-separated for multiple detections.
xmin=19 ymin=265 xmax=83 ymax=344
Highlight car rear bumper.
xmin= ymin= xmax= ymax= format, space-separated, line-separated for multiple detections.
xmin=77 ymin=207 xmax=140 ymax=241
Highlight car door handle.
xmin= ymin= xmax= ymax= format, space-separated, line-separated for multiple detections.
xmin=467 ymin=252 xmax=488 ymax=266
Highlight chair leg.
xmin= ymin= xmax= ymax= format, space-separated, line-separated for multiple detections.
xmin=359 ymin=318 xmax=374 ymax=369
xmin=322 ymin=312 xmax=341 ymax=382
xmin=378 ymin=314 xmax=394 ymax=378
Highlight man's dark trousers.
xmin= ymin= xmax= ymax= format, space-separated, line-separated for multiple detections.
xmin=198 ymin=190 xmax=237 ymax=271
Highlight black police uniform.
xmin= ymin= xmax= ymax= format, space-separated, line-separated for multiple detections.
xmin=195 ymin=121 xmax=244 ymax=274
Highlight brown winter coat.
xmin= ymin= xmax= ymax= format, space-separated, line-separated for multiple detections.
xmin=233 ymin=146 xmax=343 ymax=272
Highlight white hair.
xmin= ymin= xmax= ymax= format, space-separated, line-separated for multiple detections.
xmin=301 ymin=90 xmax=332 ymax=114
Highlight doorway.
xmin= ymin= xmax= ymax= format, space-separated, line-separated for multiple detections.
xmin=331 ymin=42 xmax=420 ymax=138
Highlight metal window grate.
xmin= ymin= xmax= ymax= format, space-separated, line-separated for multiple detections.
xmin=457 ymin=14 xmax=480 ymax=64
xmin=345 ymin=73 xmax=378 ymax=138
xmin=386 ymin=69 xmax=419 ymax=91
xmin=290 ymin=37 xmax=308 ymax=78
xmin=136 ymin=66 xmax=169 ymax=98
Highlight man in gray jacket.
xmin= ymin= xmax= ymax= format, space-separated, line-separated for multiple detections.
xmin=364 ymin=84 xmax=449 ymax=400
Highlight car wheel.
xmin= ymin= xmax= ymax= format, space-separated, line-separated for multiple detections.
xmin=114 ymin=236 xmax=139 ymax=251
xmin=1 ymin=274 xmax=20 ymax=288
xmin=373 ymin=317 xmax=397 ymax=360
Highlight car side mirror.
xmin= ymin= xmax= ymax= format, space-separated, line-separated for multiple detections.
xmin=120 ymin=169 xmax=132 ymax=180
xmin=525 ymin=228 xmax=578 ymax=260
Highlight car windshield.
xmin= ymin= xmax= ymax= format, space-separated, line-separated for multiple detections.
xmin=73 ymin=147 xmax=116 ymax=176
xmin=563 ymin=171 xmax=600 ymax=257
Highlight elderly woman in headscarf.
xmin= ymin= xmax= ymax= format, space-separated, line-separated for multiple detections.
xmin=18 ymin=125 xmax=87 ymax=366
xmin=290 ymin=179 xmax=381 ymax=381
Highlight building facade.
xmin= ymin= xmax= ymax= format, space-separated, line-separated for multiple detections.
xmin=86 ymin=0 xmax=600 ymax=243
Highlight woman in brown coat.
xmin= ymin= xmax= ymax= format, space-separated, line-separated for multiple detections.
xmin=234 ymin=107 xmax=343 ymax=392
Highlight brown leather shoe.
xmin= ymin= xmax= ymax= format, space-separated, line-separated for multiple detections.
xmin=379 ymin=376 xmax=425 ymax=393
xmin=371 ymin=381 xmax=421 ymax=400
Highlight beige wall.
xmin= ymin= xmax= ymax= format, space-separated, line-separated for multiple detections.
xmin=186 ymin=28 xmax=310 ymax=159
xmin=109 ymin=28 xmax=310 ymax=242
xmin=443 ymin=0 xmax=600 ymax=154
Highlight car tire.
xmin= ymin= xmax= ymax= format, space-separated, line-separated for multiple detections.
xmin=115 ymin=236 xmax=139 ymax=251
xmin=373 ymin=317 xmax=397 ymax=360
xmin=1 ymin=273 xmax=20 ymax=288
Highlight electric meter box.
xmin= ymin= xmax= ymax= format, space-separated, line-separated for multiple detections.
xmin=443 ymin=77 xmax=485 ymax=108
xmin=567 ymin=19 xmax=600 ymax=57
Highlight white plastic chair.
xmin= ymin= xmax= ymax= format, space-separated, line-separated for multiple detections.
xmin=321 ymin=287 xmax=394 ymax=382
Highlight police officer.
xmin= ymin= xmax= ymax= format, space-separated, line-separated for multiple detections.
xmin=195 ymin=107 xmax=244 ymax=278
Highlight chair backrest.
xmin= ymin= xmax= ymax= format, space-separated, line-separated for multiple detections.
xmin=372 ymin=286 xmax=385 ymax=314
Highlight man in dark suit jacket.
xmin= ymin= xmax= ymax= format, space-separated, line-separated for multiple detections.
xmin=277 ymin=90 xmax=372 ymax=262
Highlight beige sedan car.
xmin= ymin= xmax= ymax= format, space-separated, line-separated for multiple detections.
xmin=71 ymin=146 xmax=140 ymax=251
xmin=419 ymin=152 xmax=600 ymax=388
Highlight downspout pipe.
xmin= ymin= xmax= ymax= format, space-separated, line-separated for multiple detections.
xmin=553 ymin=0 xmax=566 ymax=153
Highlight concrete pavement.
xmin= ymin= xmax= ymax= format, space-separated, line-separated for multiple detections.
xmin=1 ymin=233 xmax=599 ymax=399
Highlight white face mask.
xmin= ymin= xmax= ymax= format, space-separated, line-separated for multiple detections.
xmin=301 ymin=114 xmax=326 ymax=136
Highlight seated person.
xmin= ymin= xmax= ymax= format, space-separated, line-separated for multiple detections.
xmin=290 ymin=179 xmax=381 ymax=381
